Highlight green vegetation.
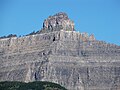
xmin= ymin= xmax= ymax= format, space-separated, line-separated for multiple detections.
xmin=0 ymin=81 xmax=67 ymax=90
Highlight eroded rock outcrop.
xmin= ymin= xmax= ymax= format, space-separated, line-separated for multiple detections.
xmin=0 ymin=12 xmax=120 ymax=90
xmin=40 ymin=12 xmax=74 ymax=33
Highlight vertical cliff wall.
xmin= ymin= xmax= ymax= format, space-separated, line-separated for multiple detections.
xmin=0 ymin=30 xmax=120 ymax=90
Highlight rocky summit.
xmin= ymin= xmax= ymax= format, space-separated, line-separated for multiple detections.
xmin=0 ymin=12 xmax=120 ymax=90
xmin=40 ymin=12 xmax=75 ymax=33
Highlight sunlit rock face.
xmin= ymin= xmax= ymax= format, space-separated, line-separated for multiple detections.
xmin=0 ymin=12 xmax=120 ymax=90
xmin=40 ymin=12 xmax=75 ymax=33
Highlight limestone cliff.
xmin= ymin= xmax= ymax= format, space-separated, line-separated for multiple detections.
xmin=0 ymin=12 xmax=120 ymax=90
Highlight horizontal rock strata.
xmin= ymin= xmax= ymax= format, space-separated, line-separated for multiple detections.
xmin=0 ymin=30 xmax=120 ymax=90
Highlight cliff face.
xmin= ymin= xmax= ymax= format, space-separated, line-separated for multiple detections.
xmin=0 ymin=12 xmax=120 ymax=90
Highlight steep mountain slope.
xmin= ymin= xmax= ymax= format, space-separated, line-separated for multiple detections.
xmin=0 ymin=12 xmax=120 ymax=90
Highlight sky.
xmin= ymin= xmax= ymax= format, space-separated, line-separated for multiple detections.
xmin=0 ymin=0 xmax=120 ymax=45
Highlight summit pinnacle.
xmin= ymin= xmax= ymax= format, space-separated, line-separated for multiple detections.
xmin=40 ymin=12 xmax=75 ymax=33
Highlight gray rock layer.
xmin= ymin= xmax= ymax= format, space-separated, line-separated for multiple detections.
xmin=0 ymin=30 xmax=120 ymax=90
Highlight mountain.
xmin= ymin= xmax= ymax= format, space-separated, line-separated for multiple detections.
xmin=0 ymin=12 xmax=120 ymax=90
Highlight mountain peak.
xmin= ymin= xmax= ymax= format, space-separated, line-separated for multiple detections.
xmin=41 ymin=12 xmax=75 ymax=33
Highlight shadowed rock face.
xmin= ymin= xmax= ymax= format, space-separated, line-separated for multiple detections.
xmin=0 ymin=12 xmax=120 ymax=90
